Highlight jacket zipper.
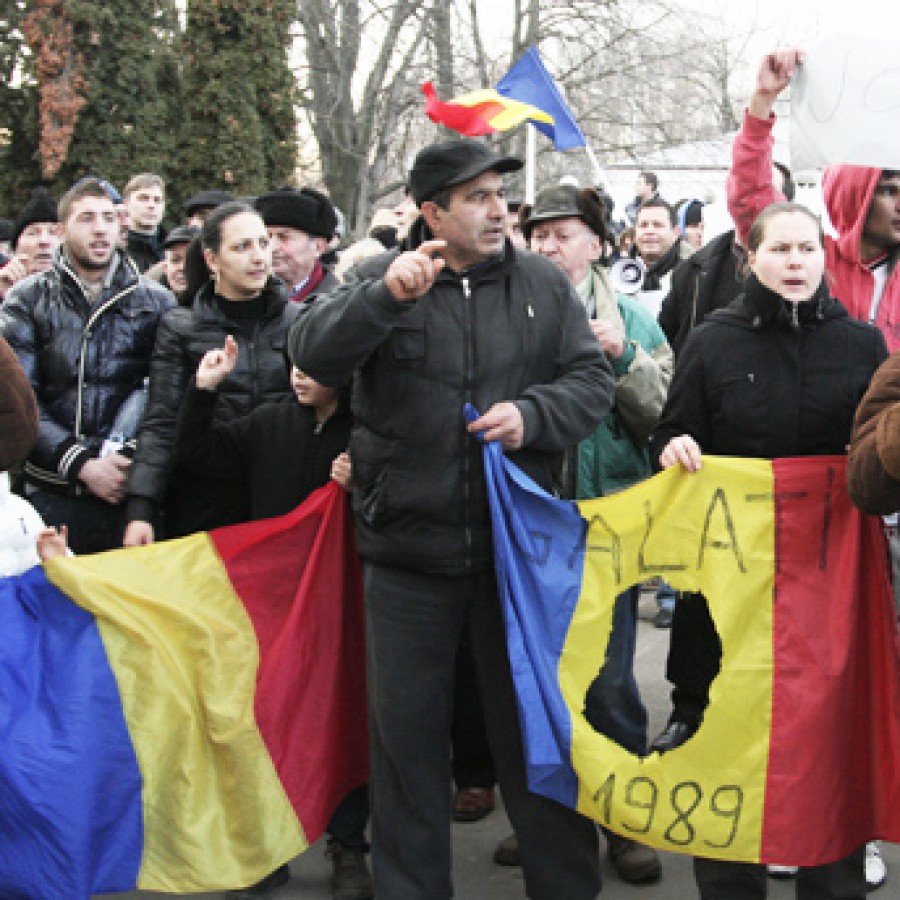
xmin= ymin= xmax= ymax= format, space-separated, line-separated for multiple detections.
xmin=72 ymin=263 xmax=139 ymax=443
xmin=462 ymin=276 xmax=473 ymax=570
xmin=247 ymin=320 xmax=260 ymax=407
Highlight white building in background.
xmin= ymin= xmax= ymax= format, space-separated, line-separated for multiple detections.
xmin=596 ymin=104 xmax=828 ymax=245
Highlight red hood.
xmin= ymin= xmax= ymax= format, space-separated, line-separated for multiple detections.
xmin=822 ymin=164 xmax=882 ymax=265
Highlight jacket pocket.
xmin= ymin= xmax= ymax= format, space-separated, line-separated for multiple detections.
xmin=392 ymin=324 xmax=425 ymax=362
xmin=710 ymin=371 xmax=770 ymax=443
xmin=350 ymin=428 xmax=399 ymax=528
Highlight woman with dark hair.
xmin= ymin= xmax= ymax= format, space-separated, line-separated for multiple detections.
xmin=650 ymin=202 xmax=888 ymax=899
xmin=124 ymin=202 xmax=300 ymax=542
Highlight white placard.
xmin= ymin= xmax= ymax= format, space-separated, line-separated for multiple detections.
xmin=791 ymin=33 xmax=900 ymax=171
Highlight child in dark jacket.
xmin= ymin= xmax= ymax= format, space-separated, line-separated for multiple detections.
xmin=175 ymin=334 xmax=352 ymax=513
xmin=174 ymin=334 xmax=369 ymax=898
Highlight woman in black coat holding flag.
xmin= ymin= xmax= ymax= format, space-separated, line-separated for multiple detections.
xmin=649 ymin=202 xmax=887 ymax=900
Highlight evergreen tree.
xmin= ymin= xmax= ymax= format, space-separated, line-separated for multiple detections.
xmin=181 ymin=0 xmax=297 ymax=198
xmin=0 ymin=1 xmax=43 ymax=213
xmin=50 ymin=2 xmax=184 ymax=211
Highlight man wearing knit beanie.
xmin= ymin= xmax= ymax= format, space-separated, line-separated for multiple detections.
xmin=254 ymin=186 xmax=339 ymax=302
xmin=0 ymin=188 xmax=61 ymax=300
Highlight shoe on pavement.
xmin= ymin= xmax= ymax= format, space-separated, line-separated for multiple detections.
xmin=606 ymin=833 xmax=662 ymax=884
xmin=649 ymin=718 xmax=696 ymax=753
xmin=493 ymin=832 xmax=521 ymax=867
xmin=767 ymin=864 xmax=799 ymax=879
xmin=865 ymin=841 xmax=887 ymax=892
xmin=328 ymin=845 xmax=373 ymax=899
xmin=235 ymin=863 xmax=290 ymax=895
xmin=653 ymin=607 xmax=674 ymax=628
xmin=452 ymin=786 xmax=495 ymax=822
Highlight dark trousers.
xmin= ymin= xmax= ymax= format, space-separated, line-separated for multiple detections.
xmin=665 ymin=590 xmax=722 ymax=727
xmin=694 ymin=846 xmax=865 ymax=899
xmin=364 ymin=563 xmax=600 ymax=900
xmin=583 ymin=585 xmax=649 ymax=756
xmin=28 ymin=489 xmax=126 ymax=555
xmin=328 ymin=785 xmax=369 ymax=851
xmin=451 ymin=630 xmax=496 ymax=790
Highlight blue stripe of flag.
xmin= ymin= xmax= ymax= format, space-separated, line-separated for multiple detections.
xmin=477 ymin=417 xmax=584 ymax=807
xmin=0 ymin=566 xmax=143 ymax=900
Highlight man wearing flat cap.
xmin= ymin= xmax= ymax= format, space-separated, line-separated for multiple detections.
xmin=255 ymin=186 xmax=338 ymax=303
xmin=184 ymin=189 xmax=234 ymax=228
xmin=289 ymin=138 xmax=613 ymax=900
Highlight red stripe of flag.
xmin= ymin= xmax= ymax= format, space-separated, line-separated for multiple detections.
xmin=764 ymin=456 xmax=900 ymax=864
xmin=211 ymin=482 xmax=368 ymax=841
xmin=422 ymin=81 xmax=505 ymax=136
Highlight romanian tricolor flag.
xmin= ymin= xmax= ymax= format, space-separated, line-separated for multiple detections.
xmin=0 ymin=482 xmax=367 ymax=899
xmin=481 ymin=437 xmax=900 ymax=866
xmin=423 ymin=47 xmax=586 ymax=150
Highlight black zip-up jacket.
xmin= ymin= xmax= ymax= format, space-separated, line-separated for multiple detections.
xmin=126 ymin=278 xmax=298 ymax=534
xmin=126 ymin=228 xmax=166 ymax=273
xmin=0 ymin=249 xmax=175 ymax=492
xmin=288 ymin=234 xmax=614 ymax=575
xmin=175 ymin=383 xmax=352 ymax=520
xmin=657 ymin=230 xmax=744 ymax=360
xmin=650 ymin=275 xmax=888 ymax=465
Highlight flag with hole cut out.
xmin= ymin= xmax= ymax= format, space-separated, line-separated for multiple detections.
xmin=482 ymin=442 xmax=900 ymax=866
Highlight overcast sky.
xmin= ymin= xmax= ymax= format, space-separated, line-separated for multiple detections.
xmin=685 ymin=0 xmax=900 ymax=45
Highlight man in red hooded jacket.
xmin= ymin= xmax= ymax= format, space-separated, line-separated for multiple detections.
xmin=723 ymin=48 xmax=896 ymax=894
xmin=728 ymin=49 xmax=900 ymax=351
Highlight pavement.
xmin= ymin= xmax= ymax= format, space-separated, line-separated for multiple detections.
xmin=98 ymin=592 xmax=897 ymax=899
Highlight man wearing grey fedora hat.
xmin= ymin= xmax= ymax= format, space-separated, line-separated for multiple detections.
xmin=522 ymin=182 xmax=672 ymax=885
xmin=289 ymin=137 xmax=614 ymax=900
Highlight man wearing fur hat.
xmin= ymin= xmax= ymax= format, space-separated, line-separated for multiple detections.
xmin=255 ymin=186 xmax=339 ymax=302
xmin=0 ymin=188 xmax=61 ymax=300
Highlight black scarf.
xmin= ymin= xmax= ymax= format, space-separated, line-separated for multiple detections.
xmin=642 ymin=242 xmax=683 ymax=292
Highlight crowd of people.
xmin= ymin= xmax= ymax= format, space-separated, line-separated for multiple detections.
xmin=1 ymin=47 xmax=898 ymax=900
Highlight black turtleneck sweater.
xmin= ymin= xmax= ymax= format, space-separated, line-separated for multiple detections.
xmin=650 ymin=274 xmax=888 ymax=465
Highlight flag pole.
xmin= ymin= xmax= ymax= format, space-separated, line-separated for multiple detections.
xmin=525 ymin=123 xmax=536 ymax=204
xmin=584 ymin=144 xmax=608 ymax=191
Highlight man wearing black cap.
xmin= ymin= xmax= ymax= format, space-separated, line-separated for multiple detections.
xmin=184 ymin=189 xmax=234 ymax=228
xmin=157 ymin=225 xmax=199 ymax=297
xmin=255 ymin=186 xmax=338 ymax=302
xmin=289 ymin=138 xmax=613 ymax=900
xmin=0 ymin=188 xmax=61 ymax=300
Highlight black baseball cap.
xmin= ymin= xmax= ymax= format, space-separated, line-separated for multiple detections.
xmin=409 ymin=139 xmax=522 ymax=206
xmin=163 ymin=225 xmax=200 ymax=249
xmin=185 ymin=190 xmax=235 ymax=217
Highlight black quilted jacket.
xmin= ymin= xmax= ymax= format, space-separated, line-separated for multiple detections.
xmin=0 ymin=250 xmax=175 ymax=491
